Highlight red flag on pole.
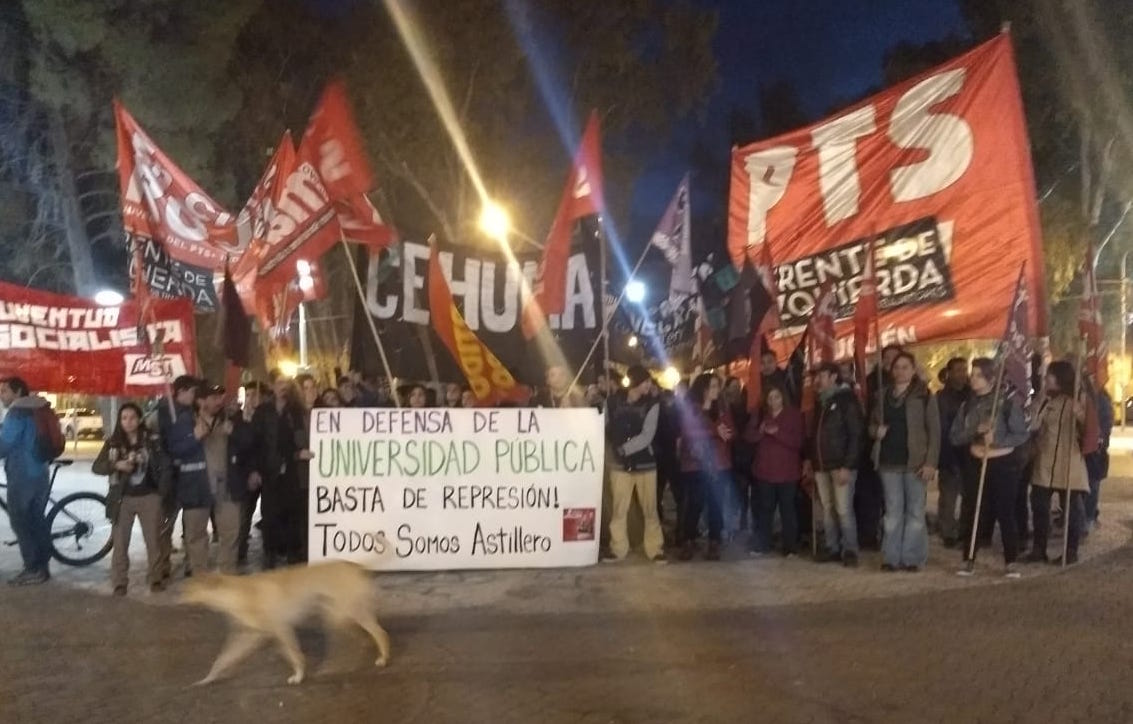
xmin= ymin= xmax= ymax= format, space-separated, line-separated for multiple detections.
xmin=745 ymin=241 xmax=781 ymax=411
xmin=853 ymin=240 xmax=879 ymax=404
xmin=429 ymin=245 xmax=529 ymax=405
xmin=809 ymin=282 xmax=837 ymax=365
xmin=1080 ymin=244 xmax=1108 ymax=391
xmin=521 ymin=111 xmax=605 ymax=339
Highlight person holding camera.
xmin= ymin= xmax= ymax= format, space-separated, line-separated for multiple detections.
xmin=93 ymin=402 xmax=171 ymax=595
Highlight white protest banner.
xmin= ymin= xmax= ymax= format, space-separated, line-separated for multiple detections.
xmin=309 ymin=406 xmax=605 ymax=570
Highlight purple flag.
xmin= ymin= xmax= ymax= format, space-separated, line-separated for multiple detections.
xmin=649 ymin=174 xmax=693 ymax=302
xmin=999 ymin=263 xmax=1030 ymax=396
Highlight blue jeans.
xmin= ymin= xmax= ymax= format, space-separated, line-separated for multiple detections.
xmin=814 ymin=471 xmax=858 ymax=555
xmin=8 ymin=477 xmax=51 ymax=574
xmin=879 ymin=471 xmax=928 ymax=567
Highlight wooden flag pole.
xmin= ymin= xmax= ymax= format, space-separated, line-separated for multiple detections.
xmin=1061 ymin=336 xmax=1088 ymax=566
xmin=567 ymin=238 xmax=653 ymax=395
xmin=965 ymin=354 xmax=1009 ymax=571
xmin=339 ymin=238 xmax=401 ymax=408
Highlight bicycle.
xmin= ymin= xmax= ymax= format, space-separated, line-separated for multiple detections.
xmin=1 ymin=459 xmax=113 ymax=566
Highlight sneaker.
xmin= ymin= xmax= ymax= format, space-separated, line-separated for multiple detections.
xmin=113 ymin=586 xmax=127 ymax=597
xmin=841 ymin=551 xmax=859 ymax=568
xmin=956 ymin=561 xmax=976 ymax=577
xmin=8 ymin=569 xmax=48 ymax=586
xmin=814 ymin=549 xmax=837 ymax=564
xmin=784 ymin=552 xmax=798 ymax=560
xmin=1022 ymin=551 xmax=1048 ymax=564
xmin=880 ymin=563 xmax=898 ymax=573
xmin=150 ymin=581 xmax=166 ymax=594
xmin=942 ymin=537 xmax=959 ymax=549
xmin=705 ymin=542 xmax=722 ymax=561
xmin=600 ymin=550 xmax=622 ymax=563
xmin=651 ymin=553 xmax=668 ymax=565
xmin=678 ymin=543 xmax=696 ymax=562
xmin=748 ymin=549 xmax=771 ymax=559
xmin=1051 ymin=554 xmax=1079 ymax=566
xmin=1004 ymin=563 xmax=1021 ymax=579
xmin=902 ymin=565 xmax=921 ymax=573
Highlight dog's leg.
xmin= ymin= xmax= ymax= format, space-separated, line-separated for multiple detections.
xmin=272 ymin=626 xmax=306 ymax=685
xmin=194 ymin=629 xmax=264 ymax=686
xmin=353 ymin=613 xmax=391 ymax=668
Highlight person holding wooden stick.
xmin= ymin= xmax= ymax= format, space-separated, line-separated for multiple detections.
xmin=1024 ymin=360 xmax=1094 ymax=565
xmin=950 ymin=358 xmax=1029 ymax=578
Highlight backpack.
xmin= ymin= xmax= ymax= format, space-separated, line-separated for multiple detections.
xmin=33 ymin=405 xmax=66 ymax=461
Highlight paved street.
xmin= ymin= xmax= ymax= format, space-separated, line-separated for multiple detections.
xmin=4 ymin=543 xmax=1133 ymax=723
xmin=1 ymin=439 xmax=1132 ymax=722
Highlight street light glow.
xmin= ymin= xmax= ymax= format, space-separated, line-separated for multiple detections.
xmin=296 ymin=259 xmax=312 ymax=277
xmin=278 ymin=359 xmax=300 ymax=378
xmin=298 ymin=276 xmax=315 ymax=293
xmin=94 ymin=290 xmax=124 ymax=307
xmin=625 ymin=280 xmax=646 ymax=304
xmin=659 ymin=366 xmax=681 ymax=390
xmin=479 ymin=201 xmax=511 ymax=240
xmin=627 ymin=334 xmax=638 ymax=348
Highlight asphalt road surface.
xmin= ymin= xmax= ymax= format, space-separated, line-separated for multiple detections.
xmin=4 ymin=542 xmax=1133 ymax=724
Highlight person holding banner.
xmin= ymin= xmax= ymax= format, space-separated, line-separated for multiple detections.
xmin=869 ymin=353 xmax=939 ymax=572
xmin=159 ymin=376 xmax=213 ymax=578
xmin=808 ymin=363 xmax=864 ymax=567
xmin=250 ymin=377 xmax=309 ymax=568
xmin=606 ymin=365 xmax=666 ymax=563
xmin=950 ymin=359 xmax=1030 ymax=577
xmin=1024 ymin=361 xmax=1096 ymax=566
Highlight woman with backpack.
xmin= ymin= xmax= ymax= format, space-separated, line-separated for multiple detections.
xmin=93 ymin=403 xmax=170 ymax=595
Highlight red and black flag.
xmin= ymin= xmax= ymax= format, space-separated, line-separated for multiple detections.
xmin=521 ymin=111 xmax=605 ymax=339
xmin=853 ymin=239 xmax=879 ymax=405
xmin=999 ymin=263 xmax=1030 ymax=396
xmin=745 ymin=241 xmax=780 ymax=411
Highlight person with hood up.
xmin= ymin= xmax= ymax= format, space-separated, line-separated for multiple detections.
xmin=0 ymin=377 xmax=54 ymax=585
xmin=869 ymin=352 xmax=940 ymax=572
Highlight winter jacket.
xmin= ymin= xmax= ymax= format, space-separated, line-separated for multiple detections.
xmin=936 ymin=384 xmax=971 ymax=473
xmin=607 ymin=393 xmax=659 ymax=472
xmin=809 ymin=385 xmax=864 ymax=472
xmin=746 ymin=405 xmax=804 ymax=484
xmin=869 ymin=379 xmax=941 ymax=473
xmin=200 ymin=413 xmax=258 ymax=503
xmin=678 ymin=404 xmax=734 ymax=473
xmin=160 ymin=401 xmax=212 ymax=510
xmin=1031 ymin=396 xmax=1089 ymax=493
xmin=949 ymin=388 xmax=1029 ymax=456
xmin=0 ymin=395 xmax=50 ymax=490
xmin=251 ymin=400 xmax=306 ymax=488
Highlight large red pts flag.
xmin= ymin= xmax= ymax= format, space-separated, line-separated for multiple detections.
xmin=728 ymin=34 xmax=1046 ymax=361
xmin=521 ymin=111 xmax=605 ymax=339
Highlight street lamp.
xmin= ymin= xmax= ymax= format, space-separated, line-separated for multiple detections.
xmin=479 ymin=201 xmax=511 ymax=241
xmin=94 ymin=289 xmax=124 ymax=307
xmin=625 ymin=279 xmax=646 ymax=304
xmin=295 ymin=260 xmax=315 ymax=369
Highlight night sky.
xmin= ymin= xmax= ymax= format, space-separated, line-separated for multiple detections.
xmin=625 ymin=0 xmax=971 ymax=256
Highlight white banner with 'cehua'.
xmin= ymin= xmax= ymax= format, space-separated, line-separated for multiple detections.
xmin=308 ymin=407 xmax=605 ymax=570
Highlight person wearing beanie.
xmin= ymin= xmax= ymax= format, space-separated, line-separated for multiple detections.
xmin=605 ymin=365 xmax=666 ymax=563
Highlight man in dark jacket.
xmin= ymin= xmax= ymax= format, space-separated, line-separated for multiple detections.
xmin=605 ymin=365 xmax=665 ymax=562
xmin=0 ymin=377 xmax=53 ymax=585
xmin=159 ymin=375 xmax=212 ymax=577
xmin=199 ymin=384 xmax=256 ymax=574
xmin=237 ymin=381 xmax=269 ymax=565
xmin=251 ymin=375 xmax=308 ymax=567
xmin=936 ymin=358 xmax=971 ymax=547
xmin=808 ymin=363 xmax=864 ymax=566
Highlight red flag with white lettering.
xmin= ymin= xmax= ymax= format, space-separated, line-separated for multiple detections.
xmin=728 ymin=35 xmax=1046 ymax=361
xmin=521 ymin=111 xmax=604 ymax=339
xmin=853 ymin=239 xmax=879 ymax=404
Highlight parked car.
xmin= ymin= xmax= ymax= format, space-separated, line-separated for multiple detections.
xmin=58 ymin=408 xmax=104 ymax=440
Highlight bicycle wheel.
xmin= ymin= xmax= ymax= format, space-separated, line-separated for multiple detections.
xmin=47 ymin=492 xmax=113 ymax=566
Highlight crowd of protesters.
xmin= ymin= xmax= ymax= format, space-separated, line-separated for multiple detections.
xmin=0 ymin=341 xmax=1114 ymax=588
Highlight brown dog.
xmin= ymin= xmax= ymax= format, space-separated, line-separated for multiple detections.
xmin=181 ymin=558 xmax=391 ymax=686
